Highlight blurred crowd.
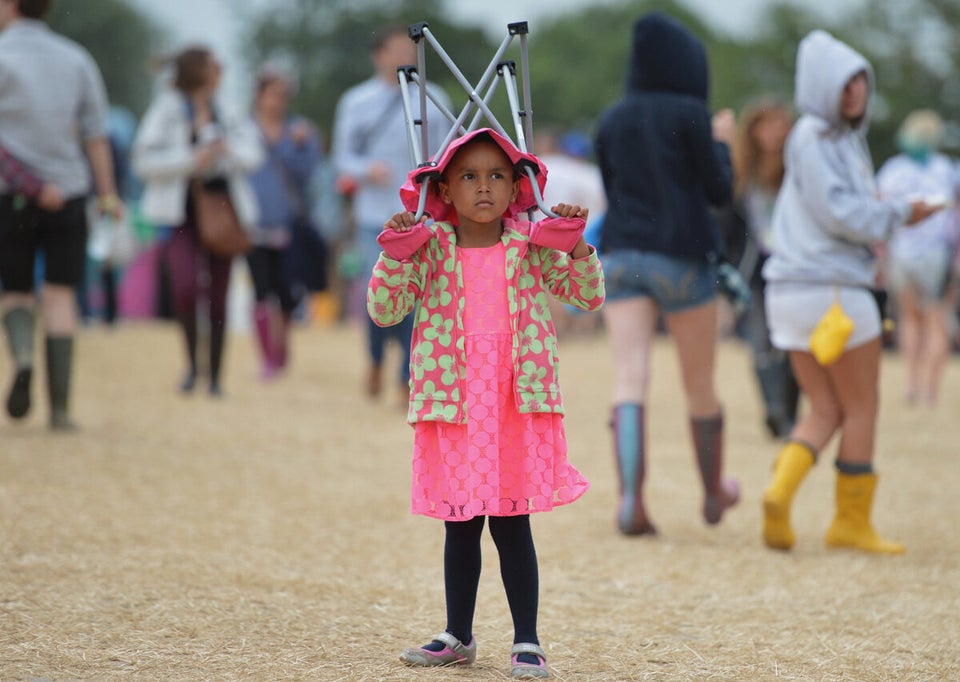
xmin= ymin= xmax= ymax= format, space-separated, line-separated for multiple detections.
xmin=3 ymin=9 xmax=957 ymax=663
xmin=1 ymin=1 xmax=958 ymax=423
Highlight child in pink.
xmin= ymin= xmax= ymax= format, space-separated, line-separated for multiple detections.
xmin=367 ymin=128 xmax=604 ymax=678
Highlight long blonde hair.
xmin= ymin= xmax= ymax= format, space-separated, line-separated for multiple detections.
xmin=732 ymin=98 xmax=793 ymax=198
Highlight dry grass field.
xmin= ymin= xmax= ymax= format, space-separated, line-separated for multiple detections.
xmin=1 ymin=320 xmax=958 ymax=681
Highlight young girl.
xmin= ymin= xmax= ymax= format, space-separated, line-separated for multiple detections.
xmin=367 ymin=128 xmax=604 ymax=679
xmin=761 ymin=31 xmax=943 ymax=554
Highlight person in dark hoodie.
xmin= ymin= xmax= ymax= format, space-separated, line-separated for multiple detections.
xmin=595 ymin=11 xmax=739 ymax=536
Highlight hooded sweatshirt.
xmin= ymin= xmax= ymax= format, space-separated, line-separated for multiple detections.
xmin=595 ymin=12 xmax=732 ymax=260
xmin=762 ymin=30 xmax=912 ymax=288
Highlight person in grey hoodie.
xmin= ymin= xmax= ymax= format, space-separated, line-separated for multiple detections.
xmin=760 ymin=30 xmax=942 ymax=555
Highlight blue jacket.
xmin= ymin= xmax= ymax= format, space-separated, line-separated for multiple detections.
xmin=595 ymin=12 xmax=732 ymax=260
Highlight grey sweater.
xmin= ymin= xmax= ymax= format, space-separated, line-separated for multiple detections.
xmin=0 ymin=19 xmax=109 ymax=199
xmin=762 ymin=30 xmax=912 ymax=289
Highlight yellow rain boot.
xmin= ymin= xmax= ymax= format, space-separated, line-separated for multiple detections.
xmin=762 ymin=441 xmax=816 ymax=550
xmin=824 ymin=472 xmax=905 ymax=554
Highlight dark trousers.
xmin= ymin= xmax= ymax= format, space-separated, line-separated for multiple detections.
xmin=368 ymin=312 xmax=413 ymax=384
xmin=164 ymin=221 xmax=232 ymax=381
xmin=246 ymin=245 xmax=297 ymax=312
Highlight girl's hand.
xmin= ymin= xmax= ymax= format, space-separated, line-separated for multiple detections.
xmin=290 ymin=120 xmax=313 ymax=146
xmin=194 ymin=145 xmax=218 ymax=172
xmin=37 ymin=183 xmax=65 ymax=212
xmin=384 ymin=211 xmax=420 ymax=232
xmin=550 ymin=203 xmax=589 ymax=221
xmin=906 ymin=200 xmax=944 ymax=226
xmin=712 ymin=108 xmax=736 ymax=145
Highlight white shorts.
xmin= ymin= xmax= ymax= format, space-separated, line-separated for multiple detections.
xmin=886 ymin=246 xmax=952 ymax=304
xmin=765 ymin=283 xmax=881 ymax=352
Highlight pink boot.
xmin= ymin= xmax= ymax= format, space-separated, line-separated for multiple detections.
xmin=253 ymin=303 xmax=280 ymax=381
xmin=272 ymin=312 xmax=291 ymax=370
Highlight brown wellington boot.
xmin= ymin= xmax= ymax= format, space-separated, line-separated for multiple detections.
xmin=690 ymin=412 xmax=740 ymax=525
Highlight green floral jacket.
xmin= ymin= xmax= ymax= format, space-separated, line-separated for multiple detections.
xmin=367 ymin=219 xmax=605 ymax=424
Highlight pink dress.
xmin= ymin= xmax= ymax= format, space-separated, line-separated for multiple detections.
xmin=411 ymin=242 xmax=589 ymax=521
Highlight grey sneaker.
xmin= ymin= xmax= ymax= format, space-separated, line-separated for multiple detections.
xmin=511 ymin=642 xmax=549 ymax=679
xmin=400 ymin=631 xmax=476 ymax=667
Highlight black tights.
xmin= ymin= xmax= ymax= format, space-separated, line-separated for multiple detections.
xmin=443 ymin=514 xmax=539 ymax=646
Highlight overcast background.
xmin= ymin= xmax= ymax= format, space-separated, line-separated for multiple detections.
xmin=125 ymin=0 xmax=863 ymax=103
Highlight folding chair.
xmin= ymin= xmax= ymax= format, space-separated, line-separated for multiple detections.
xmin=396 ymin=21 xmax=557 ymax=220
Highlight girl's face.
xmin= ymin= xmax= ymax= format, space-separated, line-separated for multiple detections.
xmin=751 ymin=110 xmax=791 ymax=155
xmin=840 ymin=72 xmax=869 ymax=122
xmin=193 ymin=54 xmax=222 ymax=97
xmin=374 ymin=33 xmax=417 ymax=82
xmin=257 ymin=79 xmax=290 ymax=115
xmin=440 ymin=140 xmax=519 ymax=230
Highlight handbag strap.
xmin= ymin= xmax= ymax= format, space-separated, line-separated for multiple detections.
xmin=353 ymin=89 xmax=402 ymax=156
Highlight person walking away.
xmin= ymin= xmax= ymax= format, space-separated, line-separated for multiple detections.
xmin=332 ymin=23 xmax=450 ymax=404
xmin=368 ymin=128 xmax=604 ymax=678
xmin=720 ymin=98 xmax=800 ymax=438
xmin=594 ymin=12 xmax=739 ymax=536
xmin=132 ymin=46 xmax=263 ymax=396
xmin=760 ymin=31 xmax=944 ymax=554
xmin=247 ymin=63 xmax=322 ymax=380
xmin=876 ymin=109 xmax=960 ymax=407
xmin=0 ymin=0 xmax=121 ymax=430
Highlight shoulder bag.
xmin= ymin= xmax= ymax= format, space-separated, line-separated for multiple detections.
xmin=191 ymin=179 xmax=250 ymax=257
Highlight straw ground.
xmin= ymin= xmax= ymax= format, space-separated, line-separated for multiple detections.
xmin=1 ymin=320 xmax=958 ymax=680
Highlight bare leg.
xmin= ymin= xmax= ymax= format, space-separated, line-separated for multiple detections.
xmin=666 ymin=300 xmax=738 ymax=523
xmin=0 ymin=291 xmax=36 ymax=316
xmin=919 ymin=302 xmax=951 ymax=406
xmin=603 ymin=297 xmax=659 ymax=534
xmin=787 ymin=351 xmax=843 ymax=451
xmin=895 ymin=288 xmax=921 ymax=403
xmin=41 ymin=284 xmax=79 ymax=336
xmin=827 ymin=338 xmax=881 ymax=466
xmin=663 ymin=299 xmax=720 ymax=417
xmin=602 ymin=297 xmax=659 ymax=405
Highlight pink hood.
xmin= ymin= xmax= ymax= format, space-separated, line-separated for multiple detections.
xmin=399 ymin=127 xmax=548 ymax=223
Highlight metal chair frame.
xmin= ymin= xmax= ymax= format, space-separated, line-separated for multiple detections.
xmin=397 ymin=21 xmax=557 ymax=220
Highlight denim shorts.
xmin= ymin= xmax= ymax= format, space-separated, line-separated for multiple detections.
xmin=600 ymin=249 xmax=717 ymax=313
